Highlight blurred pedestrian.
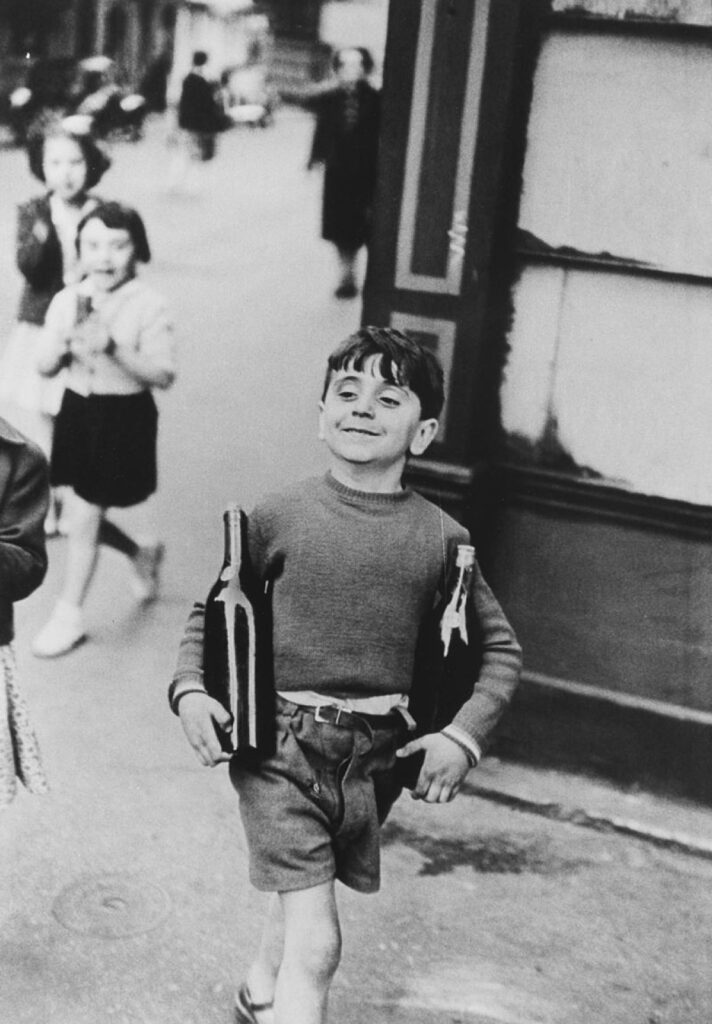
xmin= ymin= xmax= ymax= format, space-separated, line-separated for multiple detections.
xmin=0 ymin=120 xmax=111 ymax=534
xmin=140 ymin=50 xmax=171 ymax=114
xmin=32 ymin=202 xmax=177 ymax=659
xmin=0 ymin=415 xmax=49 ymax=806
xmin=168 ymin=51 xmax=226 ymax=194
xmin=304 ymin=47 xmax=380 ymax=299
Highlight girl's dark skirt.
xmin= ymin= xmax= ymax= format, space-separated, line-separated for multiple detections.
xmin=51 ymin=389 xmax=158 ymax=508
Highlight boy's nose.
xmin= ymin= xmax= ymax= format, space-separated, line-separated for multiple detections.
xmin=352 ymin=398 xmax=375 ymax=417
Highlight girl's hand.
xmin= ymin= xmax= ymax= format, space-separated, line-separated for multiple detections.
xmin=396 ymin=732 xmax=472 ymax=803
xmin=32 ymin=220 xmax=50 ymax=244
xmin=178 ymin=692 xmax=233 ymax=767
xmin=71 ymin=316 xmax=112 ymax=358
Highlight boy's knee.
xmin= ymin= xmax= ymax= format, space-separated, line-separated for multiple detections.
xmin=287 ymin=922 xmax=342 ymax=983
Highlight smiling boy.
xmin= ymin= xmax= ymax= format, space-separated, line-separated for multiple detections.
xmin=170 ymin=327 xmax=521 ymax=1024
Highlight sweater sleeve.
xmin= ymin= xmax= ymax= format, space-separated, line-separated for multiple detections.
xmin=447 ymin=562 xmax=522 ymax=752
xmin=126 ymin=294 xmax=176 ymax=390
xmin=36 ymin=289 xmax=73 ymax=377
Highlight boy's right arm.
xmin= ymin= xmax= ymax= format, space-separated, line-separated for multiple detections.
xmin=170 ymin=601 xmax=233 ymax=767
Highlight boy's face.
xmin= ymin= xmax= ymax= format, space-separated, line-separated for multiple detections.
xmin=318 ymin=355 xmax=439 ymax=480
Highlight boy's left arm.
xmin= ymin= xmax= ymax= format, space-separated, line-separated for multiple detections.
xmin=397 ymin=563 xmax=522 ymax=802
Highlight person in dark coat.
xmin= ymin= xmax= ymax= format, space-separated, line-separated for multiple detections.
xmin=0 ymin=415 xmax=49 ymax=804
xmin=177 ymin=50 xmax=223 ymax=162
xmin=140 ymin=51 xmax=171 ymax=113
xmin=305 ymin=47 xmax=380 ymax=298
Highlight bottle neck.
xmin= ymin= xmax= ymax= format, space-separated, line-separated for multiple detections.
xmin=222 ymin=507 xmax=243 ymax=571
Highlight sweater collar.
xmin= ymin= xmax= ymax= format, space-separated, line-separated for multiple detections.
xmin=323 ymin=471 xmax=412 ymax=507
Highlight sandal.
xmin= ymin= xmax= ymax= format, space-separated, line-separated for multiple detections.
xmin=234 ymin=982 xmax=273 ymax=1024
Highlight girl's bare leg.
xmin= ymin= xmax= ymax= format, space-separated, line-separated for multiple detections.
xmin=32 ymin=493 xmax=102 ymax=656
xmin=59 ymin=493 xmax=103 ymax=608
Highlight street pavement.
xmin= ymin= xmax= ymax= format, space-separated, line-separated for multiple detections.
xmin=2 ymin=111 xmax=712 ymax=1024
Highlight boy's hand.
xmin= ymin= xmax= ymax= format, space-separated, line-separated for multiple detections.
xmin=396 ymin=732 xmax=472 ymax=803
xmin=178 ymin=692 xmax=233 ymax=767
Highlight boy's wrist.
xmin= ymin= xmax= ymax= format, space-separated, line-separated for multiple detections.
xmin=169 ymin=675 xmax=207 ymax=714
xmin=440 ymin=725 xmax=480 ymax=767
xmin=174 ymin=687 xmax=211 ymax=713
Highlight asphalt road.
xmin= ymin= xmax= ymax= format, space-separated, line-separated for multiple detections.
xmin=1 ymin=112 xmax=712 ymax=1024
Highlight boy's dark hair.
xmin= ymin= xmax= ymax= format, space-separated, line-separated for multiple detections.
xmin=322 ymin=326 xmax=444 ymax=420
xmin=332 ymin=46 xmax=374 ymax=76
xmin=75 ymin=201 xmax=151 ymax=263
xmin=26 ymin=121 xmax=111 ymax=189
xmin=192 ymin=50 xmax=209 ymax=67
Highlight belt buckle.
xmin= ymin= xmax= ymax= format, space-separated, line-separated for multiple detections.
xmin=315 ymin=705 xmax=343 ymax=726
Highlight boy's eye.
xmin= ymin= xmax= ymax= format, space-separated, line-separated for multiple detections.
xmin=336 ymin=386 xmax=357 ymax=400
xmin=379 ymin=392 xmax=402 ymax=408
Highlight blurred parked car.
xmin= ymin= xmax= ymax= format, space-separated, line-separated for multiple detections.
xmin=6 ymin=56 xmax=147 ymax=144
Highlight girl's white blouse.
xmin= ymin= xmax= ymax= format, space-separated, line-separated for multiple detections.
xmin=39 ymin=277 xmax=176 ymax=396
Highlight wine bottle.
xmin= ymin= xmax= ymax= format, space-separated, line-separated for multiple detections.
xmin=202 ymin=504 xmax=275 ymax=762
xmin=399 ymin=543 xmax=478 ymax=789
xmin=439 ymin=544 xmax=476 ymax=656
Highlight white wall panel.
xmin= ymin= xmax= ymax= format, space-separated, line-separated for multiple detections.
xmin=504 ymin=266 xmax=712 ymax=504
xmin=519 ymin=33 xmax=712 ymax=276
xmin=501 ymin=265 xmax=565 ymax=440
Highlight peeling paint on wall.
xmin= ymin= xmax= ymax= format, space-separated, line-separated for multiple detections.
xmin=552 ymin=0 xmax=712 ymax=25
xmin=502 ymin=27 xmax=712 ymax=506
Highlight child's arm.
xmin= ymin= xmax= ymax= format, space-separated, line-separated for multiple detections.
xmin=170 ymin=602 xmax=233 ymax=767
xmin=398 ymin=561 xmax=522 ymax=802
xmin=177 ymin=691 xmax=233 ymax=767
xmin=36 ymin=292 xmax=72 ymax=377
xmin=396 ymin=731 xmax=472 ymax=803
xmin=107 ymin=298 xmax=176 ymax=390
xmin=16 ymin=201 xmax=55 ymax=287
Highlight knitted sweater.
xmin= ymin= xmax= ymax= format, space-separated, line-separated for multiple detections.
xmin=171 ymin=474 xmax=522 ymax=747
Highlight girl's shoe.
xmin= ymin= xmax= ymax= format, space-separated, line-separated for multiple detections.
xmin=234 ymin=983 xmax=273 ymax=1024
xmin=32 ymin=603 xmax=86 ymax=658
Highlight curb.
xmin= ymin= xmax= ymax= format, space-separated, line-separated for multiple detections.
xmin=464 ymin=780 xmax=712 ymax=862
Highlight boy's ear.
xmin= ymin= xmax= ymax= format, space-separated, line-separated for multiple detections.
xmin=317 ymin=400 xmax=325 ymax=440
xmin=409 ymin=418 xmax=439 ymax=457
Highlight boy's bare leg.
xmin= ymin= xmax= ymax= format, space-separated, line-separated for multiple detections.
xmin=273 ymin=880 xmax=341 ymax=1024
xmin=243 ymin=894 xmax=283 ymax=1022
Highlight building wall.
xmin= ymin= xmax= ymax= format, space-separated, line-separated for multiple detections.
xmin=489 ymin=0 xmax=712 ymax=799
xmin=502 ymin=25 xmax=712 ymax=505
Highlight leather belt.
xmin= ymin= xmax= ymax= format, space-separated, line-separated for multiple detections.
xmin=311 ymin=703 xmax=402 ymax=733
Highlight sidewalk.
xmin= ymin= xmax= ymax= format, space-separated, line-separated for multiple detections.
xmin=468 ymin=757 xmax=712 ymax=861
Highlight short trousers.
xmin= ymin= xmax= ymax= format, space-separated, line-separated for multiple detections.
xmin=51 ymin=388 xmax=158 ymax=508
xmin=229 ymin=697 xmax=406 ymax=894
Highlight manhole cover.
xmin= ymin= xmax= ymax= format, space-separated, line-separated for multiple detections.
xmin=52 ymin=872 xmax=171 ymax=938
